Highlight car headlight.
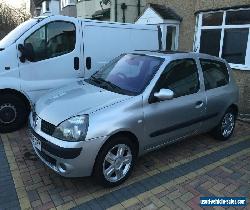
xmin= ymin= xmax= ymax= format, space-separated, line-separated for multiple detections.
xmin=52 ymin=115 xmax=89 ymax=142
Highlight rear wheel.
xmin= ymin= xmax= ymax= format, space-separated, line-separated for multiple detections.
xmin=0 ymin=94 xmax=29 ymax=133
xmin=94 ymin=136 xmax=137 ymax=187
xmin=211 ymin=108 xmax=236 ymax=141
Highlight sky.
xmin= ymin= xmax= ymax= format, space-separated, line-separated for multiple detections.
xmin=2 ymin=0 xmax=27 ymax=8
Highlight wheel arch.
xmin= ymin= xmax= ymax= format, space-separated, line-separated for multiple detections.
xmin=228 ymin=104 xmax=238 ymax=117
xmin=92 ymin=130 xmax=140 ymax=175
xmin=106 ymin=131 xmax=140 ymax=156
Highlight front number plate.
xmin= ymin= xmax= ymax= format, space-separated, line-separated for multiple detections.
xmin=31 ymin=135 xmax=41 ymax=151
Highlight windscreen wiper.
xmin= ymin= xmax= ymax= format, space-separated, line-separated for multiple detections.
xmin=90 ymin=76 xmax=127 ymax=94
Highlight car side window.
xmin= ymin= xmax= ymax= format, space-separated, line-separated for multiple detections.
xmin=24 ymin=21 xmax=76 ymax=62
xmin=154 ymin=59 xmax=200 ymax=98
xmin=200 ymin=59 xmax=229 ymax=90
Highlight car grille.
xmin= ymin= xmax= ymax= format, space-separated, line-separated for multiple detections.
xmin=41 ymin=120 xmax=56 ymax=136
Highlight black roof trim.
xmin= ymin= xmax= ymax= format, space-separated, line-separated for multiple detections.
xmin=194 ymin=4 xmax=250 ymax=15
xmin=148 ymin=3 xmax=182 ymax=21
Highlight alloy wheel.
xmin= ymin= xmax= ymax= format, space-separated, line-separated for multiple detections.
xmin=221 ymin=113 xmax=235 ymax=138
xmin=103 ymin=144 xmax=132 ymax=183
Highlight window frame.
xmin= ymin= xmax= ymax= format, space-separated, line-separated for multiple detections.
xmin=61 ymin=0 xmax=76 ymax=9
xmin=160 ymin=23 xmax=180 ymax=51
xmin=194 ymin=8 xmax=250 ymax=70
xmin=24 ymin=20 xmax=76 ymax=63
xmin=149 ymin=58 xmax=200 ymax=103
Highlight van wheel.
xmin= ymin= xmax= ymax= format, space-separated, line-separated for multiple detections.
xmin=0 ymin=94 xmax=29 ymax=133
xmin=211 ymin=108 xmax=236 ymax=141
xmin=94 ymin=136 xmax=136 ymax=187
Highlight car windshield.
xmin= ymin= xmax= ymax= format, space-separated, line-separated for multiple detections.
xmin=87 ymin=54 xmax=164 ymax=95
xmin=0 ymin=18 xmax=40 ymax=49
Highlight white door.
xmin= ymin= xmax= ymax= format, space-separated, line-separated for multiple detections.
xmin=16 ymin=16 xmax=84 ymax=102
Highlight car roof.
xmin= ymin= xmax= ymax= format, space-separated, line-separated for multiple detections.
xmin=132 ymin=50 xmax=226 ymax=63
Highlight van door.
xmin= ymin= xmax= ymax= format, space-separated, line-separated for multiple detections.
xmin=16 ymin=17 xmax=84 ymax=102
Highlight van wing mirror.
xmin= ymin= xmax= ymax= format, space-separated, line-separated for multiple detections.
xmin=18 ymin=43 xmax=35 ymax=63
xmin=154 ymin=89 xmax=174 ymax=101
xmin=18 ymin=44 xmax=26 ymax=63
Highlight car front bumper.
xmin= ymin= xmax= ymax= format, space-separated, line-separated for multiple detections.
xmin=29 ymin=115 xmax=107 ymax=177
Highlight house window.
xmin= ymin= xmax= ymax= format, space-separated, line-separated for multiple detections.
xmin=45 ymin=1 xmax=50 ymax=11
xmin=194 ymin=8 xmax=250 ymax=70
xmin=166 ymin=26 xmax=177 ymax=51
xmin=61 ymin=0 xmax=76 ymax=8
xmin=41 ymin=1 xmax=50 ymax=13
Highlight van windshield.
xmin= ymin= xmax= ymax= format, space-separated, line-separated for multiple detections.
xmin=0 ymin=19 xmax=40 ymax=49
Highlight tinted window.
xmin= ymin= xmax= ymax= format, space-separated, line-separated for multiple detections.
xmin=200 ymin=59 xmax=229 ymax=90
xmin=155 ymin=59 xmax=200 ymax=98
xmin=226 ymin=10 xmax=250 ymax=25
xmin=90 ymin=54 xmax=163 ymax=95
xmin=200 ymin=29 xmax=221 ymax=57
xmin=25 ymin=21 xmax=76 ymax=62
xmin=222 ymin=28 xmax=249 ymax=64
xmin=202 ymin=12 xmax=223 ymax=26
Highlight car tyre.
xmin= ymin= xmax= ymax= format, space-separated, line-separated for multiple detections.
xmin=94 ymin=136 xmax=137 ymax=187
xmin=211 ymin=108 xmax=236 ymax=141
xmin=0 ymin=94 xmax=29 ymax=133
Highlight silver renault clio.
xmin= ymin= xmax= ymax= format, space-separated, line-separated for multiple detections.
xmin=30 ymin=51 xmax=239 ymax=186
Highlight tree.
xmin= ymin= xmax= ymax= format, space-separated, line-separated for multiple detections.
xmin=0 ymin=1 xmax=30 ymax=39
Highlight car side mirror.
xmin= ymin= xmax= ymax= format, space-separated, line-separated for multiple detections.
xmin=18 ymin=43 xmax=35 ymax=63
xmin=154 ymin=89 xmax=174 ymax=101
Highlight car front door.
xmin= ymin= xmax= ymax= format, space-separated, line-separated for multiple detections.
xmin=143 ymin=58 xmax=206 ymax=151
xmin=16 ymin=16 xmax=84 ymax=102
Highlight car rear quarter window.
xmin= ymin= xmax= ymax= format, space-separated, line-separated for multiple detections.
xmin=200 ymin=59 xmax=229 ymax=90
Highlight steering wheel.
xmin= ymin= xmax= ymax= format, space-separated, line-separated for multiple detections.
xmin=117 ymin=72 xmax=127 ymax=80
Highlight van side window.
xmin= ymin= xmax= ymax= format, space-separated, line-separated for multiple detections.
xmin=24 ymin=21 xmax=76 ymax=62
xmin=155 ymin=59 xmax=200 ymax=98
xmin=200 ymin=59 xmax=229 ymax=90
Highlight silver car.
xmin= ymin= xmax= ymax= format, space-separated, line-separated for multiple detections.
xmin=30 ymin=51 xmax=239 ymax=186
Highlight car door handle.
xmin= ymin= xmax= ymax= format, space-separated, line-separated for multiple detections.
xmin=195 ymin=101 xmax=204 ymax=108
xmin=74 ymin=57 xmax=79 ymax=70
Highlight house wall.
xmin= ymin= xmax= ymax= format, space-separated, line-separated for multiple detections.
xmin=136 ymin=7 xmax=164 ymax=24
xmin=77 ymin=0 xmax=109 ymax=19
xmin=146 ymin=0 xmax=196 ymax=51
xmin=145 ymin=0 xmax=250 ymax=115
xmin=110 ymin=0 xmax=147 ymax=23
xmin=41 ymin=0 xmax=60 ymax=15
xmin=61 ymin=5 xmax=77 ymax=17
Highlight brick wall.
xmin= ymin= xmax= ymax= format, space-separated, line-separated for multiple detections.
xmin=146 ymin=0 xmax=250 ymax=115
xmin=232 ymin=70 xmax=250 ymax=115
xmin=146 ymin=0 xmax=197 ymax=51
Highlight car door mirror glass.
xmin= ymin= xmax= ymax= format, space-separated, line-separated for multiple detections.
xmin=154 ymin=89 xmax=174 ymax=101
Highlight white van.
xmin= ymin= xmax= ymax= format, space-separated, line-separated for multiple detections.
xmin=0 ymin=15 xmax=160 ymax=132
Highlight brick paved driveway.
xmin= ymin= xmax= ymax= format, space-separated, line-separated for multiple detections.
xmin=0 ymin=121 xmax=249 ymax=210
